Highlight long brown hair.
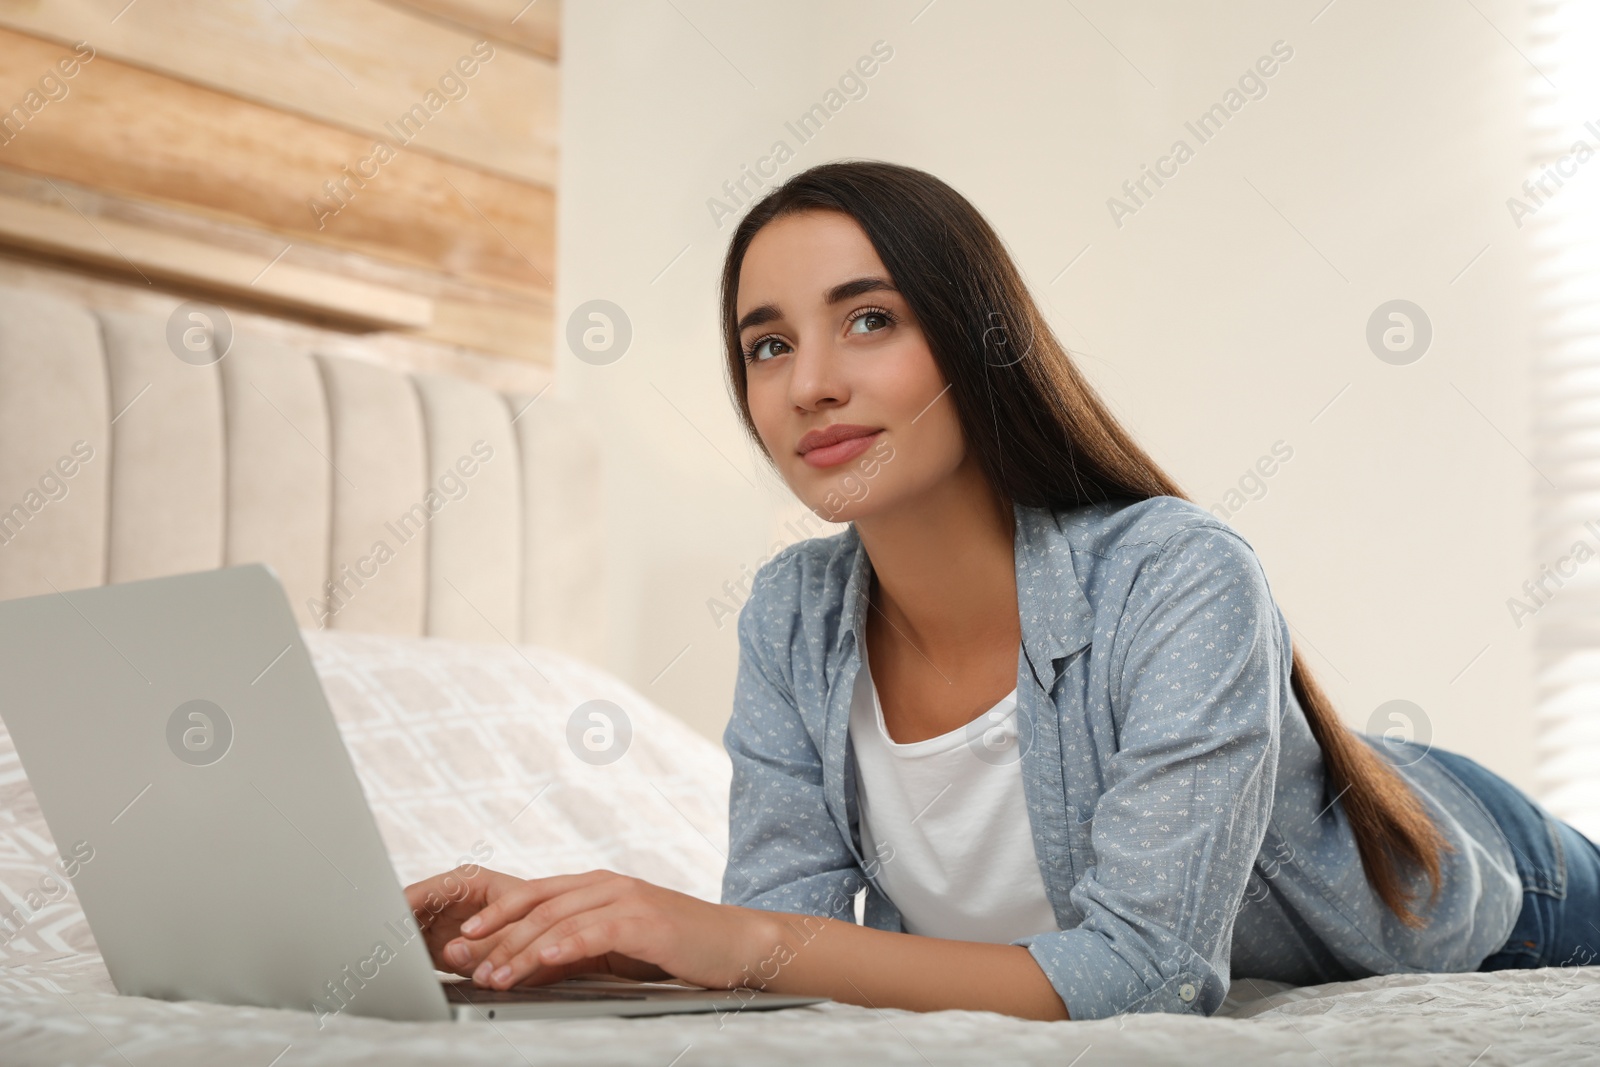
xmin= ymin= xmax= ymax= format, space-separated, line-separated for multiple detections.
xmin=717 ymin=159 xmax=1454 ymax=928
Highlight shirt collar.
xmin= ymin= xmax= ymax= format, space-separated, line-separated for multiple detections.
xmin=833 ymin=501 xmax=1097 ymax=681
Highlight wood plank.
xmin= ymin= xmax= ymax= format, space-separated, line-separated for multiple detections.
xmin=0 ymin=27 xmax=554 ymax=297
xmin=386 ymin=0 xmax=562 ymax=61
xmin=0 ymin=191 xmax=433 ymax=329
xmin=430 ymin=289 xmax=552 ymax=362
xmin=0 ymin=165 xmax=551 ymax=364
xmin=0 ymin=253 xmax=556 ymax=391
xmin=0 ymin=0 xmax=557 ymax=186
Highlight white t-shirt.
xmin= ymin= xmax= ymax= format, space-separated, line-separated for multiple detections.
xmin=848 ymin=652 xmax=1061 ymax=944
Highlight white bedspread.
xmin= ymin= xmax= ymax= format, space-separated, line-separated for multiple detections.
xmin=1 ymin=952 xmax=1596 ymax=1065
xmin=2 ymin=629 xmax=1596 ymax=1064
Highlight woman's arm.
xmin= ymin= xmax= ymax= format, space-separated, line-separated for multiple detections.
xmin=1006 ymin=524 xmax=1284 ymax=1020
xmin=717 ymin=571 xmax=869 ymax=923
xmin=405 ymin=866 xmax=1070 ymax=1020
xmin=742 ymin=908 xmax=1070 ymax=1020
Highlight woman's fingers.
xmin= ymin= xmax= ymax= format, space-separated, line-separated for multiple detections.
xmin=434 ymin=873 xmax=744 ymax=993
xmin=404 ymin=864 xmax=501 ymax=929
xmin=488 ymin=910 xmax=645 ymax=989
xmin=404 ymin=866 xmax=522 ymax=974
xmin=403 ymin=867 xmax=658 ymax=983
xmin=462 ymin=878 xmax=632 ymax=984
xmin=440 ymin=927 xmax=511 ymax=973
xmin=459 ymin=869 xmax=620 ymax=940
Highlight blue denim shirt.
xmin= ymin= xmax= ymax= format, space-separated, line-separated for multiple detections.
xmin=720 ymin=496 xmax=1522 ymax=1020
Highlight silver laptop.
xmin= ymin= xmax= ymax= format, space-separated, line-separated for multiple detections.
xmin=0 ymin=563 xmax=824 ymax=1023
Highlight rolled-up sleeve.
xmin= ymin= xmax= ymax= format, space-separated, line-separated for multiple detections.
xmin=720 ymin=572 xmax=863 ymax=922
xmin=1012 ymin=526 xmax=1283 ymax=1019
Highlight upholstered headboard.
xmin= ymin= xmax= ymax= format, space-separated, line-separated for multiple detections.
xmin=0 ymin=284 xmax=604 ymax=665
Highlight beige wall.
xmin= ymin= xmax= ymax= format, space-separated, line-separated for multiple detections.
xmin=559 ymin=1 xmax=1538 ymax=791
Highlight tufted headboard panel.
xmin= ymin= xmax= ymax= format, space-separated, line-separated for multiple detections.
xmin=0 ymin=284 xmax=604 ymax=664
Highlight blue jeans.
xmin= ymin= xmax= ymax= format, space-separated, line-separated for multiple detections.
xmin=1421 ymin=745 xmax=1600 ymax=970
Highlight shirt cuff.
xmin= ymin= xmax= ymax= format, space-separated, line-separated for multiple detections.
xmin=1010 ymin=926 xmax=1218 ymax=1020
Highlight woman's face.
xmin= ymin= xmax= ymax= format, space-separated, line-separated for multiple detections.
xmin=736 ymin=209 xmax=966 ymax=524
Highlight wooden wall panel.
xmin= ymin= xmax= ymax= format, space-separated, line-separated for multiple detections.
xmin=0 ymin=28 xmax=552 ymax=298
xmin=388 ymin=0 xmax=563 ymax=61
xmin=0 ymin=189 xmax=433 ymax=329
xmin=0 ymin=0 xmax=557 ymax=186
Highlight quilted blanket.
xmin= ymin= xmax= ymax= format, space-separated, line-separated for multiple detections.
xmin=1 ymin=630 xmax=1595 ymax=1065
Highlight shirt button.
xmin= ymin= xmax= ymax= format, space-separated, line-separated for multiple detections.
xmin=1178 ymin=982 xmax=1196 ymax=1003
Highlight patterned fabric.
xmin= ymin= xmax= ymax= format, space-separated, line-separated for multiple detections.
xmin=721 ymin=495 xmax=1525 ymax=1020
xmin=0 ymin=627 xmax=733 ymax=966
xmin=5 ymin=953 xmax=1600 ymax=1063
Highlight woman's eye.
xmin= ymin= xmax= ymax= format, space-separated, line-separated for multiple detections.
xmin=847 ymin=311 xmax=892 ymax=335
xmin=746 ymin=336 xmax=788 ymax=362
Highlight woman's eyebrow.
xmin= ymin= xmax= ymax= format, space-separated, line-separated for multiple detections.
xmin=736 ymin=303 xmax=781 ymax=334
xmin=736 ymin=276 xmax=899 ymax=334
xmin=824 ymin=275 xmax=897 ymax=305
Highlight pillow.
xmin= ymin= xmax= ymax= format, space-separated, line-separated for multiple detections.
xmin=0 ymin=732 xmax=95 ymax=961
xmin=307 ymin=628 xmax=733 ymax=894
xmin=0 ymin=628 xmax=733 ymax=963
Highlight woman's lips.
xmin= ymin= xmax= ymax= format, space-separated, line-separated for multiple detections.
xmin=800 ymin=430 xmax=882 ymax=468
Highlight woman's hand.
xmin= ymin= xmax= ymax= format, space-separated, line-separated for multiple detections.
xmin=403 ymin=866 xmax=777 ymax=992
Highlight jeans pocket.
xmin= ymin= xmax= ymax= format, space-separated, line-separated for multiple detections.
xmin=1532 ymin=808 xmax=1568 ymax=899
xmin=1494 ymin=793 xmax=1568 ymax=901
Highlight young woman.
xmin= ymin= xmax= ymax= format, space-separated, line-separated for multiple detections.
xmin=404 ymin=161 xmax=1600 ymax=1021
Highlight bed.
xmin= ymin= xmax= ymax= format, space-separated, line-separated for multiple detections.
xmin=1 ymin=284 xmax=1597 ymax=1064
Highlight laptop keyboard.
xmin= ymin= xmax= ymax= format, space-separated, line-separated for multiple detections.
xmin=443 ymin=981 xmax=650 ymax=1003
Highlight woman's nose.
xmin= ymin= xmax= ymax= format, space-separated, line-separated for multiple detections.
xmin=787 ymin=342 xmax=849 ymax=410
